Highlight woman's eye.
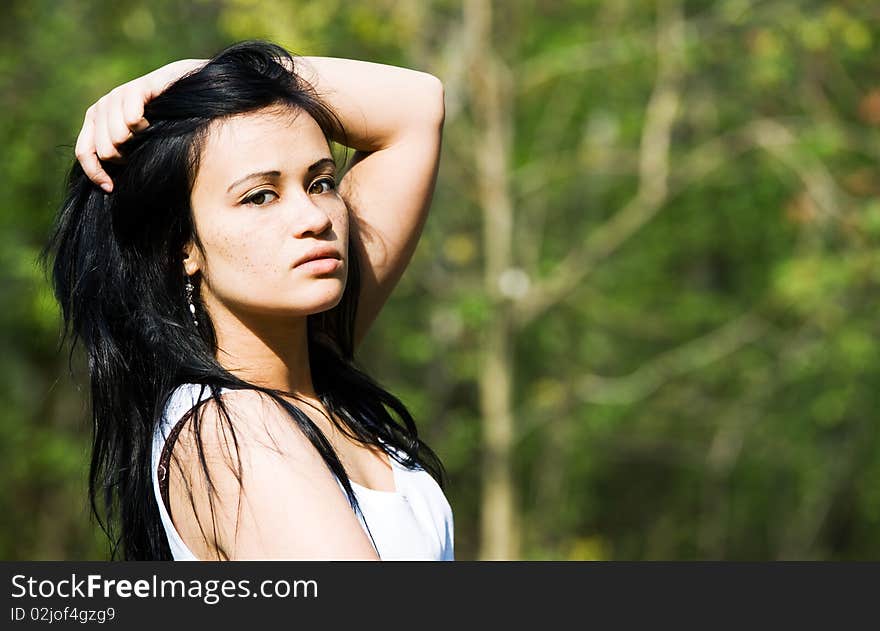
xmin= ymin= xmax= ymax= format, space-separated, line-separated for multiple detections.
xmin=242 ymin=190 xmax=278 ymax=206
xmin=310 ymin=177 xmax=336 ymax=195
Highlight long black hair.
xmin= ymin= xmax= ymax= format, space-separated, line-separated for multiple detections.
xmin=40 ymin=40 xmax=446 ymax=560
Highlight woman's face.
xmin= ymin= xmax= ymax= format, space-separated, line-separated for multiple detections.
xmin=185 ymin=105 xmax=348 ymax=322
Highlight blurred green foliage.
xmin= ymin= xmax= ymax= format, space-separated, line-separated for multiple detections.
xmin=2 ymin=0 xmax=880 ymax=560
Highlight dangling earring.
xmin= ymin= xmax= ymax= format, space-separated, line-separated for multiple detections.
xmin=184 ymin=277 xmax=199 ymax=327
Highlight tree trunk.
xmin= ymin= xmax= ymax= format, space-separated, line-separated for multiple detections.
xmin=463 ymin=0 xmax=519 ymax=560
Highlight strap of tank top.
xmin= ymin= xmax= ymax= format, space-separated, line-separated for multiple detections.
xmin=156 ymin=412 xmax=193 ymax=521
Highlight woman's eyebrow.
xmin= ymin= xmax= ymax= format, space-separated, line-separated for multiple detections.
xmin=225 ymin=158 xmax=336 ymax=194
xmin=226 ymin=170 xmax=281 ymax=193
xmin=307 ymin=157 xmax=336 ymax=174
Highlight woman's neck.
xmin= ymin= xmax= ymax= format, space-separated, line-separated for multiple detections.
xmin=210 ymin=307 xmax=317 ymax=398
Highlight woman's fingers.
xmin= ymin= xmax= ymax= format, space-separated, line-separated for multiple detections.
xmin=77 ymin=80 xmax=155 ymax=191
xmin=74 ymin=62 xmax=201 ymax=190
xmin=107 ymin=110 xmax=134 ymax=150
xmin=93 ymin=96 xmax=121 ymax=162
xmin=122 ymin=82 xmax=151 ymax=133
xmin=75 ymin=106 xmax=113 ymax=192
xmin=99 ymin=89 xmax=131 ymax=160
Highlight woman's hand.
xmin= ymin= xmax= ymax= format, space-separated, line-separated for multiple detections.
xmin=75 ymin=59 xmax=205 ymax=192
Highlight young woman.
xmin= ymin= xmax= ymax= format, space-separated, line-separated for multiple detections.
xmin=44 ymin=41 xmax=452 ymax=560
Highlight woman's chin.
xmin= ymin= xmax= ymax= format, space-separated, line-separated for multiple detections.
xmin=288 ymin=286 xmax=346 ymax=315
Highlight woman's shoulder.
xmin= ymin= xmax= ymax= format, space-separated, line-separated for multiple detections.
xmin=160 ymin=384 xmax=321 ymax=454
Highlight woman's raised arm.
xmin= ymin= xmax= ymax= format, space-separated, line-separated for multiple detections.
xmin=295 ymin=56 xmax=445 ymax=348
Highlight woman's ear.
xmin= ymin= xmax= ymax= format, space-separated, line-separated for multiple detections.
xmin=182 ymin=240 xmax=202 ymax=276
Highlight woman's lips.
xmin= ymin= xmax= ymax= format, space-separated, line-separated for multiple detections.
xmin=293 ymin=244 xmax=343 ymax=268
xmin=296 ymin=257 xmax=342 ymax=274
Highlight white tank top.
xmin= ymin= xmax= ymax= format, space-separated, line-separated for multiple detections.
xmin=151 ymin=383 xmax=455 ymax=560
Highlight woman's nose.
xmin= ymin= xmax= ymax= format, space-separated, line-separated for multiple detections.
xmin=291 ymin=199 xmax=333 ymax=238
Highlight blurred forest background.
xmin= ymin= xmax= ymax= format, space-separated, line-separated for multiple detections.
xmin=2 ymin=0 xmax=880 ymax=560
